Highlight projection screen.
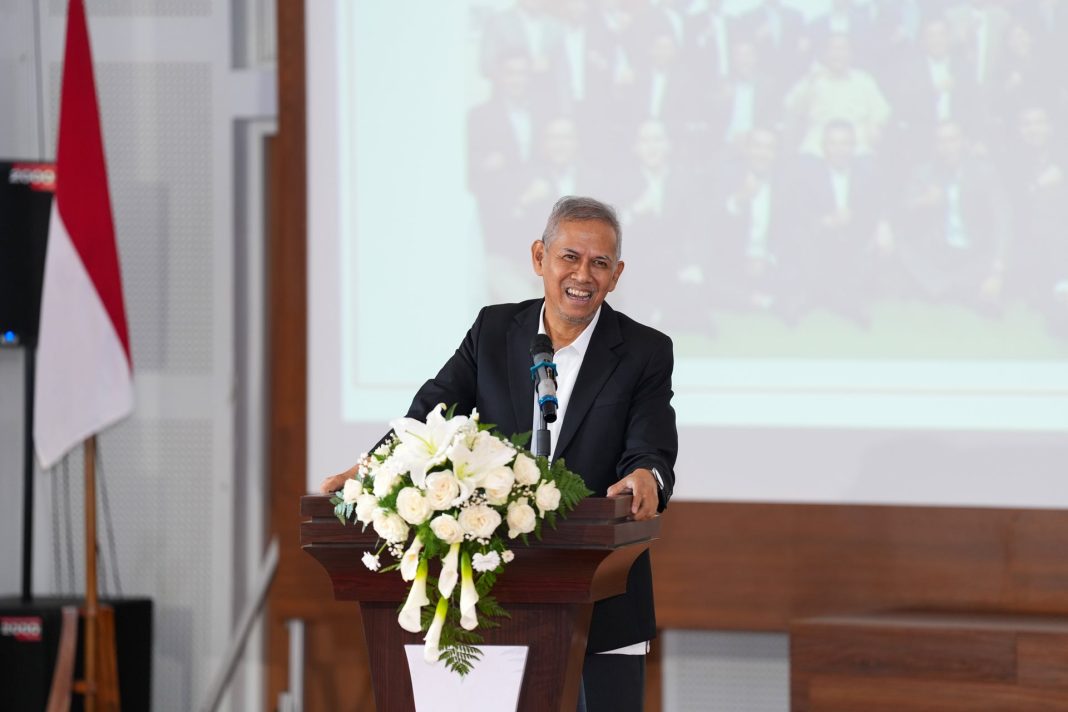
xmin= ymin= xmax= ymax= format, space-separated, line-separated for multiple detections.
xmin=307 ymin=0 xmax=1068 ymax=507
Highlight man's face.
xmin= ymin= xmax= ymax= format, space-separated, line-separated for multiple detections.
xmin=498 ymin=56 xmax=530 ymax=98
xmin=824 ymin=36 xmax=851 ymax=74
xmin=746 ymin=129 xmax=778 ymax=175
xmin=649 ymin=35 xmax=678 ymax=69
xmin=634 ymin=120 xmax=670 ymax=168
xmin=1019 ymin=108 xmax=1051 ymax=148
xmin=543 ymin=119 xmax=579 ymax=163
xmin=734 ymin=41 xmax=758 ymax=79
xmin=924 ymin=21 xmax=950 ymax=59
xmin=531 ymin=219 xmax=624 ymax=328
xmin=1008 ymin=25 xmax=1033 ymax=56
xmin=936 ymin=123 xmax=965 ymax=164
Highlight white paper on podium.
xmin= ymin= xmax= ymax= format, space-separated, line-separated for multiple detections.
xmin=404 ymin=645 xmax=529 ymax=712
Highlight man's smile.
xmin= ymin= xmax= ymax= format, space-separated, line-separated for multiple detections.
xmin=565 ymin=286 xmax=594 ymax=301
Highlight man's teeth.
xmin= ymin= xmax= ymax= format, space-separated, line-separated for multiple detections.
xmin=566 ymin=288 xmax=592 ymax=298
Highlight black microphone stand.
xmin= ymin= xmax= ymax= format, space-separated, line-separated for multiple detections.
xmin=534 ymin=407 xmax=550 ymax=459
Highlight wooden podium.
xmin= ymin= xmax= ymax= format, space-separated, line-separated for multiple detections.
xmin=301 ymin=494 xmax=659 ymax=711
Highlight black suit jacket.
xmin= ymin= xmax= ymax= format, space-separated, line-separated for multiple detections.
xmin=405 ymin=298 xmax=678 ymax=652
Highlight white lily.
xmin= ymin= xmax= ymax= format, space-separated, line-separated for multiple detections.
xmin=459 ymin=552 xmax=479 ymax=631
xmin=438 ymin=542 xmax=461 ymax=598
xmin=423 ymin=596 xmax=449 ymax=663
xmin=400 ymin=536 xmax=424 ymax=582
xmin=449 ymin=430 xmax=516 ymax=503
xmin=390 ymin=404 xmax=468 ymax=487
xmin=398 ymin=560 xmax=430 ymax=633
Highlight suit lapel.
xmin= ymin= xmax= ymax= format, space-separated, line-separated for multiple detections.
xmin=553 ymin=304 xmax=623 ymax=459
xmin=506 ymin=301 xmax=541 ymax=435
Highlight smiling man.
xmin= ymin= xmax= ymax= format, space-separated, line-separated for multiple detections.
xmin=414 ymin=196 xmax=677 ymax=711
xmin=325 ymin=196 xmax=678 ymax=711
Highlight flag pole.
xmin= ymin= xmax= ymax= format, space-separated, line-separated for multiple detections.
xmin=21 ymin=344 xmax=36 ymax=602
xmin=84 ymin=434 xmax=99 ymax=712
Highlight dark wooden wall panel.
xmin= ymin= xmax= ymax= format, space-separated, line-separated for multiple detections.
xmin=791 ymin=612 xmax=1068 ymax=711
xmin=651 ymin=503 xmax=1068 ymax=632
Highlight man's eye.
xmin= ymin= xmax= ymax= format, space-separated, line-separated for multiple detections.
xmin=594 ymin=260 xmax=609 ymax=269
xmin=562 ymin=253 xmax=577 ymax=261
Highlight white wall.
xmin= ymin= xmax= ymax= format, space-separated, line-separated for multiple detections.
xmin=0 ymin=0 xmax=276 ymax=709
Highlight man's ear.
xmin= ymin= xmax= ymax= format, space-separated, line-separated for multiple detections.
xmin=531 ymin=239 xmax=545 ymax=276
xmin=608 ymin=260 xmax=624 ymax=292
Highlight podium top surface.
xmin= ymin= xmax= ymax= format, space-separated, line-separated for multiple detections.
xmin=301 ymin=494 xmax=659 ymax=550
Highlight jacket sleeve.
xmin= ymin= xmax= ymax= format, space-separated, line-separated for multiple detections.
xmin=616 ymin=333 xmax=678 ymax=511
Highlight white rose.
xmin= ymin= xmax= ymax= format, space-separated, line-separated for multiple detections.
xmin=513 ymin=453 xmax=541 ymax=485
xmin=354 ymin=493 xmax=379 ymax=524
xmin=424 ymin=470 xmax=461 ymax=510
xmin=506 ymin=498 xmax=537 ymax=539
xmin=372 ymin=509 xmax=410 ymax=543
xmin=396 ymin=487 xmax=432 ymax=525
xmin=502 ymin=550 xmax=514 ymax=563
xmin=341 ymin=477 xmax=363 ymax=504
xmin=430 ymin=514 xmax=464 ymax=545
xmin=458 ymin=504 xmax=502 ymax=540
xmin=482 ymin=466 xmax=516 ymax=505
xmin=372 ymin=465 xmax=401 ymax=498
xmin=535 ymin=481 xmax=561 ymax=516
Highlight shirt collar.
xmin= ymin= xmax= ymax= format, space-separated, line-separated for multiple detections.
xmin=538 ymin=300 xmax=601 ymax=358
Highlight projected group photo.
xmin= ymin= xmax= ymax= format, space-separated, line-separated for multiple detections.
xmin=461 ymin=0 xmax=1068 ymax=358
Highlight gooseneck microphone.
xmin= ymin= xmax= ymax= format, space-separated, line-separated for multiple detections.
xmin=529 ymin=334 xmax=558 ymax=458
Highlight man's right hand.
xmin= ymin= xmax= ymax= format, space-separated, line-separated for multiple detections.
xmin=318 ymin=463 xmax=359 ymax=494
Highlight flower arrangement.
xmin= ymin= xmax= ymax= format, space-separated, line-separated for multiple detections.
xmin=329 ymin=404 xmax=592 ymax=675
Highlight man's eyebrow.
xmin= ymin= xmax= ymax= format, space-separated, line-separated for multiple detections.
xmin=559 ymin=246 xmax=612 ymax=261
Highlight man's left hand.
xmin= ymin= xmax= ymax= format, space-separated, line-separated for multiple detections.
xmin=606 ymin=468 xmax=659 ymax=521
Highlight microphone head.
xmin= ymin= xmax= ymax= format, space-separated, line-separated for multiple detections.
xmin=530 ymin=333 xmax=554 ymax=358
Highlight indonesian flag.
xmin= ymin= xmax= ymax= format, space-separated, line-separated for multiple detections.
xmin=34 ymin=0 xmax=133 ymax=469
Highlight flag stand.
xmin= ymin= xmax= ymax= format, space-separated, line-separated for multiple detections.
xmin=37 ymin=0 xmax=132 ymax=707
xmin=62 ymin=435 xmax=121 ymax=712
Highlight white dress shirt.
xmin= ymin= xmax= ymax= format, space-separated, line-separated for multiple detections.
xmin=830 ymin=168 xmax=851 ymax=213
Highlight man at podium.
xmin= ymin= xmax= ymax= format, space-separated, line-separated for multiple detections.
xmin=327 ymin=196 xmax=678 ymax=711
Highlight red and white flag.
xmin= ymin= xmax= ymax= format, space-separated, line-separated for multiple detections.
xmin=34 ymin=0 xmax=133 ymax=468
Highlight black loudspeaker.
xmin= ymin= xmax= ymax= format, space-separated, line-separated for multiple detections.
xmin=0 ymin=597 xmax=152 ymax=711
xmin=0 ymin=161 xmax=54 ymax=347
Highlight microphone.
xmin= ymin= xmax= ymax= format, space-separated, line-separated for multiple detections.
xmin=529 ymin=334 xmax=558 ymax=424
